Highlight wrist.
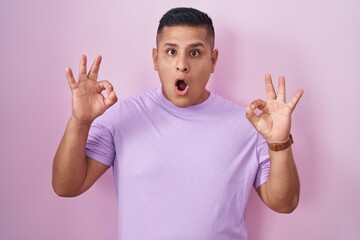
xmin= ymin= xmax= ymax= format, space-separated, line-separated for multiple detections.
xmin=268 ymin=134 xmax=294 ymax=151
xmin=69 ymin=116 xmax=93 ymax=128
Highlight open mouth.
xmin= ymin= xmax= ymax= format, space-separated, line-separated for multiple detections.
xmin=176 ymin=80 xmax=188 ymax=91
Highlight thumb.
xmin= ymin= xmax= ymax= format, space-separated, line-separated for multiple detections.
xmin=246 ymin=105 xmax=259 ymax=127
xmin=246 ymin=99 xmax=266 ymax=127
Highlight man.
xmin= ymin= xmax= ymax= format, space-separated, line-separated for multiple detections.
xmin=52 ymin=7 xmax=303 ymax=239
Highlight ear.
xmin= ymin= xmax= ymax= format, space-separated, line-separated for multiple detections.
xmin=210 ymin=49 xmax=219 ymax=73
xmin=152 ymin=48 xmax=158 ymax=71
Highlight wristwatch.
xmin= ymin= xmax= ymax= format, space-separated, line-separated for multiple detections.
xmin=268 ymin=134 xmax=294 ymax=151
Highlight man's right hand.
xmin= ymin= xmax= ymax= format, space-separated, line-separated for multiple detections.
xmin=66 ymin=55 xmax=117 ymax=123
xmin=52 ymin=55 xmax=115 ymax=197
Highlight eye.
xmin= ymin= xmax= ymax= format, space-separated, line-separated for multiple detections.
xmin=190 ymin=50 xmax=200 ymax=57
xmin=167 ymin=49 xmax=177 ymax=55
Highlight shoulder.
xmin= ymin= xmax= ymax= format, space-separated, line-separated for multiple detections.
xmin=210 ymin=92 xmax=247 ymax=117
xmin=120 ymin=88 xmax=160 ymax=109
xmin=210 ymin=92 xmax=258 ymax=133
xmin=101 ymin=88 xmax=159 ymax=114
xmin=91 ymin=89 xmax=159 ymax=127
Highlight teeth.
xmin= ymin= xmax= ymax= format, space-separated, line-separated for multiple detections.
xmin=176 ymin=80 xmax=187 ymax=91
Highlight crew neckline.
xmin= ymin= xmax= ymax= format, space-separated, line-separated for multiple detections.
xmin=155 ymin=87 xmax=216 ymax=114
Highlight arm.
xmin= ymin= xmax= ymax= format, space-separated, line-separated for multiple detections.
xmin=246 ymin=74 xmax=303 ymax=213
xmin=256 ymin=147 xmax=300 ymax=213
xmin=52 ymin=55 xmax=117 ymax=197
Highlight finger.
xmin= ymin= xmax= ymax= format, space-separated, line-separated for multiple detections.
xmin=246 ymin=99 xmax=267 ymax=126
xmin=78 ymin=55 xmax=87 ymax=81
xmin=97 ymin=80 xmax=118 ymax=108
xmin=65 ymin=67 xmax=77 ymax=90
xmin=97 ymin=80 xmax=114 ymax=95
xmin=246 ymin=105 xmax=260 ymax=127
xmin=265 ymin=74 xmax=277 ymax=100
xmin=277 ymin=75 xmax=286 ymax=102
xmin=104 ymin=91 xmax=118 ymax=108
xmin=250 ymin=99 xmax=267 ymax=111
xmin=88 ymin=55 xmax=102 ymax=81
xmin=287 ymin=89 xmax=304 ymax=111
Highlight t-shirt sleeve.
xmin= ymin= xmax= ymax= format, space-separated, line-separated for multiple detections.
xmin=86 ymin=122 xmax=115 ymax=167
xmin=253 ymin=133 xmax=270 ymax=189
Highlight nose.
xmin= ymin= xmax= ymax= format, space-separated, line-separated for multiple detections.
xmin=176 ymin=54 xmax=189 ymax=72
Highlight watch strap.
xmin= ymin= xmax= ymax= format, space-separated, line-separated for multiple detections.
xmin=268 ymin=134 xmax=294 ymax=151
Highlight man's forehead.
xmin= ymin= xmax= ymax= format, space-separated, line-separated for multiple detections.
xmin=161 ymin=41 xmax=206 ymax=50
xmin=157 ymin=25 xmax=210 ymax=47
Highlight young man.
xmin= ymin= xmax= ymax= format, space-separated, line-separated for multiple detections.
xmin=53 ymin=7 xmax=303 ymax=239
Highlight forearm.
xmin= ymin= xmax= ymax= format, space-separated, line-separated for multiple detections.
xmin=52 ymin=117 xmax=91 ymax=197
xmin=260 ymin=147 xmax=300 ymax=213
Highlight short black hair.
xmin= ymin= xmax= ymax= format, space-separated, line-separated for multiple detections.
xmin=157 ymin=7 xmax=215 ymax=48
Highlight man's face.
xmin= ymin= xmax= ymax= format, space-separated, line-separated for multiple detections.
xmin=153 ymin=25 xmax=218 ymax=108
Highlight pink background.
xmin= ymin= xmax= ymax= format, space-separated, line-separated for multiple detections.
xmin=1 ymin=0 xmax=359 ymax=239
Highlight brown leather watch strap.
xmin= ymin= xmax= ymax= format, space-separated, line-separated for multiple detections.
xmin=268 ymin=134 xmax=294 ymax=151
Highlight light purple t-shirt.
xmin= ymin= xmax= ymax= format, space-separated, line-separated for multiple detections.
xmin=86 ymin=88 xmax=270 ymax=240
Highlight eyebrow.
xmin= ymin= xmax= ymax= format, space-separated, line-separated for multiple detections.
xmin=163 ymin=42 xmax=205 ymax=48
xmin=189 ymin=42 xmax=205 ymax=48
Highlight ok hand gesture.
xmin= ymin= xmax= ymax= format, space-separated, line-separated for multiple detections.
xmin=246 ymin=74 xmax=304 ymax=143
xmin=66 ymin=55 xmax=118 ymax=123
